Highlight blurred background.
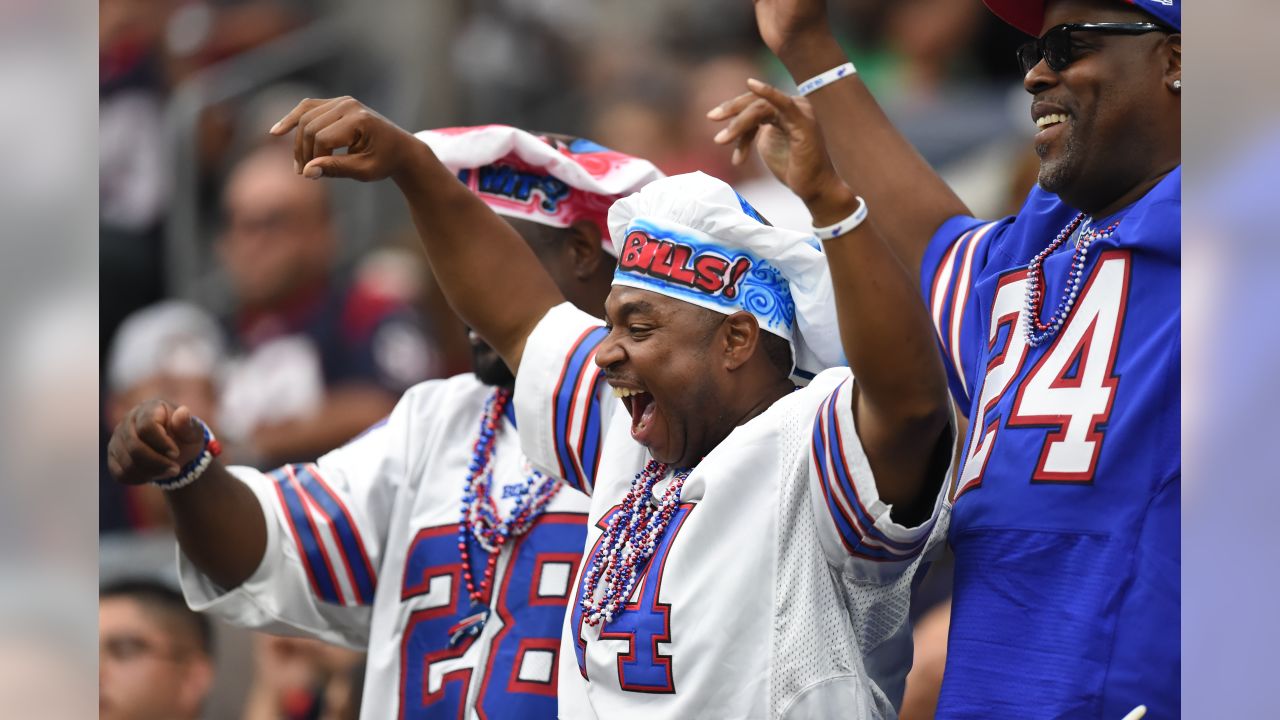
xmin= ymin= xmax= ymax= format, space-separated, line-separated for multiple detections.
xmin=0 ymin=0 xmax=1270 ymax=716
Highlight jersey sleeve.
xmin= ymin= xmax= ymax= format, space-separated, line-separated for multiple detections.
xmin=806 ymin=372 xmax=953 ymax=581
xmin=920 ymin=215 xmax=1009 ymax=412
xmin=178 ymin=390 xmax=420 ymax=648
xmin=513 ymin=302 xmax=616 ymax=497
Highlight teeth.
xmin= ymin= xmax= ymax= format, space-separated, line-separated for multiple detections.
xmin=1036 ymin=113 xmax=1068 ymax=129
xmin=611 ymin=386 xmax=644 ymax=398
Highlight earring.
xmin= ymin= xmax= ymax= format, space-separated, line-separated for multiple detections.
xmin=1173 ymin=79 xmax=1182 ymax=90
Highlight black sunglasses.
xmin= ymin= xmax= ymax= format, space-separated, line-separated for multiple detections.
xmin=1017 ymin=22 xmax=1171 ymax=74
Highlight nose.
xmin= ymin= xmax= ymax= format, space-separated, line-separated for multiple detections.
xmin=1024 ymin=57 xmax=1057 ymax=95
xmin=594 ymin=327 xmax=624 ymax=370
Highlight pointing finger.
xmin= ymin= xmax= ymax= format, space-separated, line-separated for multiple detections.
xmin=706 ymin=90 xmax=758 ymax=121
xmin=269 ymin=97 xmax=326 ymax=136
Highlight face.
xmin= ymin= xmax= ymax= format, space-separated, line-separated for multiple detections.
xmin=596 ymin=286 xmax=729 ymax=467
xmin=99 ymin=598 xmax=199 ymax=720
xmin=1026 ymin=0 xmax=1178 ymax=212
xmin=218 ymin=150 xmax=334 ymax=309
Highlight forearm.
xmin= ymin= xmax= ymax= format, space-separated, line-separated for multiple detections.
xmin=777 ymin=32 xmax=969 ymax=275
xmin=810 ymin=190 xmax=950 ymax=428
xmin=391 ymin=141 xmax=564 ymax=371
xmin=166 ymin=462 xmax=268 ymax=590
xmin=810 ymin=189 xmax=951 ymax=511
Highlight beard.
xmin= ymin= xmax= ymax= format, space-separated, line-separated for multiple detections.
xmin=470 ymin=335 xmax=515 ymax=387
xmin=1035 ymin=121 xmax=1085 ymax=196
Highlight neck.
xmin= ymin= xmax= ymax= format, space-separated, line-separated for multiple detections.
xmin=733 ymin=376 xmax=794 ymax=428
xmin=1082 ymin=160 xmax=1178 ymax=220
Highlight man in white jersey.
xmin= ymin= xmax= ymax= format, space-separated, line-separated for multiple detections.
xmin=105 ymin=125 xmax=663 ymax=719
xmin=269 ymin=95 xmax=955 ymax=718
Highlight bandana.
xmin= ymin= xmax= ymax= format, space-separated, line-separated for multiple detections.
xmin=983 ymin=0 xmax=1180 ymax=36
xmin=415 ymin=125 xmax=665 ymax=254
xmin=608 ymin=172 xmax=845 ymax=381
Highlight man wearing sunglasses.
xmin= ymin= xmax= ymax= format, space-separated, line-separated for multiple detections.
xmin=716 ymin=0 xmax=1180 ymax=716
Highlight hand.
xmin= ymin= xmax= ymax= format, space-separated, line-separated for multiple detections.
xmin=106 ymin=400 xmax=208 ymax=484
xmin=751 ymin=0 xmax=833 ymax=57
xmin=708 ymin=78 xmax=851 ymax=216
xmin=268 ymin=96 xmax=422 ymax=182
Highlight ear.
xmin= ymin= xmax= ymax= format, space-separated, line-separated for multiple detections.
xmin=566 ymin=219 xmax=606 ymax=280
xmin=721 ymin=312 xmax=760 ymax=372
xmin=1163 ymin=33 xmax=1181 ymax=94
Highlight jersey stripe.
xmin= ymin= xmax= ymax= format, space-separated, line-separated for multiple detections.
xmin=947 ymin=223 xmax=998 ymax=397
xmin=270 ymin=467 xmax=344 ymax=604
xmin=929 ymin=236 xmax=964 ymax=346
xmin=551 ymin=326 xmax=608 ymax=495
xmin=824 ymin=382 xmax=929 ymax=557
xmin=811 ymin=388 xmax=922 ymax=562
xmin=294 ymin=464 xmax=378 ymax=605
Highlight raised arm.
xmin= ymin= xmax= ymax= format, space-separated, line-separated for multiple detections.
xmin=269 ymin=97 xmax=564 ymax=371
xmin=717 ymin=81 xmax=950 ymax=516
xmin=710 ymin=0 xmax=970 ymax=275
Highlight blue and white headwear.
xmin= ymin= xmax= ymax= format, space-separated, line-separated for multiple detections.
xmin=608 ymin=172 xmax=845 ymax=381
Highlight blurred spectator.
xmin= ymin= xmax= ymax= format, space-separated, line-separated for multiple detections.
xmin=214 ymin=143 xmax=442 ymax=467
xmin=100 ymin=579 xmax=216 ymax=720
xmin=242 ymin=635 xmax=363 ymax=720
xmin=103 ymin=300 xmax=227 ymax=532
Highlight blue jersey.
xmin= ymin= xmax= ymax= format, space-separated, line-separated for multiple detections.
xmin=921 ymin=168 xmax=1180 ymax=718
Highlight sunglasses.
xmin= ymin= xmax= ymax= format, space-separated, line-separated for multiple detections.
xmin=1017 ymin=22 xmax=1171 ymax=74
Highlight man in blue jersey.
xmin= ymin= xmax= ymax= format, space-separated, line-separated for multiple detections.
xmin=712 ymin=0 xmax=1179 ymax=716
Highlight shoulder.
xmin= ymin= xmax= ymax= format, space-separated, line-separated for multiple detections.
xmin=398 ymin=373 xmax=493 ymax=416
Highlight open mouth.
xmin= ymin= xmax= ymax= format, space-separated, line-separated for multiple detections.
xmin=612 ymin=385 xmax=659 ymax=444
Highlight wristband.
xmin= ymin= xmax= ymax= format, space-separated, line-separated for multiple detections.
xmin=154 ymin=419 xmax=223 ymax=491
xmin=796 ymin=61 xmax=857 ymax=96
xmin=811 ymin=196 xmax=869 ymax=240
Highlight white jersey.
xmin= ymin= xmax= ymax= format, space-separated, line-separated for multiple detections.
xmin=179 ymin=374 xmax=592 ymax=720
xmin=514 ymin=304 xmax=954 ymax=719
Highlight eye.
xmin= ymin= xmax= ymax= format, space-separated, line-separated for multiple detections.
xmin=627 ymin=324 xmax=652 ymax=338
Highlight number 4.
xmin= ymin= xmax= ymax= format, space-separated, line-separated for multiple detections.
xmin=1009 ymin=250 xmax=1130 ymax=482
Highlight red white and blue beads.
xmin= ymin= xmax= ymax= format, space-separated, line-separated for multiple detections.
xmin=580 ymin=460 xmax=689 ymax=626
xmin=1024 ymin=214 xmax=1122 ymax=348
xmin=457 ymin=388 xmax=562 ymax=606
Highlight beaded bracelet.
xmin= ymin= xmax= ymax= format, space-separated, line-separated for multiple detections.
xmin=796 ymin=61 xmax=857 ymax=96
xmin=154 ymin=419 xmax=223 ymax=491
xmin=812 ymin=196 xmax=869 ymax=241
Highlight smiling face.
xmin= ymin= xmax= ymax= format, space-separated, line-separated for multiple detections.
xmin=1026 ymin=0 xmax=1180 ymax=214
xmin=596 ymin=286 xmax=733 ymax=467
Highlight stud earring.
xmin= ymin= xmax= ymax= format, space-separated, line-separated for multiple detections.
xmin=1173 ymin=79 xmax=1182 ymax=90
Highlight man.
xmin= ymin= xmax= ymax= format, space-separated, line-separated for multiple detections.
xmin=105 ymin=127 xmax=664 ymax=719
xmin=100 ymin=579 xmax=215 ymax=720
xmin=215 ymin=143 xmax=442 ymax=467
xmin=711 ymin=0 xmax=1180 ymax=716
xmin=268 ymin=91 xmax=954 ymax=716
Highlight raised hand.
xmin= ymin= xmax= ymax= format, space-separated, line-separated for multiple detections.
xmin=708 ymin=78 xmax=848 ymax=216
xmin=268 ymin=96 xmax=422 ymax=182
xmin=106 ymin=400 xmax=208 ymax=485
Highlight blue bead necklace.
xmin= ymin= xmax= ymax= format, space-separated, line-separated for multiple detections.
xmin=451 ymin=388 xmax=562 ymax=645
xmin=1024 ymin=213 xmax=1122 ymax=347
xmin=580 ymin=460 xmax=689 ymax=626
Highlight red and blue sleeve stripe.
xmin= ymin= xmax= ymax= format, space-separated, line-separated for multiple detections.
xmin=810 ymin=381 xmax=931 ymax=562
xmin=269 ymin=464 xmax=378 ymax=606
xmin=551 ymin=326 xmax=609 ymax=495
xmin=924 ymin=219 xmax=1001 ymax=410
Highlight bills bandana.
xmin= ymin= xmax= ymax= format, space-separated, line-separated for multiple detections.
xmin=613 ymin=217 xmax=798 ymax=338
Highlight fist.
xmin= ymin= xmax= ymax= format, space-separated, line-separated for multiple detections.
xmin=106 ymin=401 xmax=208 ymax=485
xmin=268 ymin=96 xmax=421 ymax=182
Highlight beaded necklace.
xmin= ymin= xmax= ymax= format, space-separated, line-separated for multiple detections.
xmin=1023 ymin=213 xmax=1122 ymax=348
xmin=451 ymin=388 xmax=562 ymax=645
xmin=580 ymin=460 xmax=689 ymax=626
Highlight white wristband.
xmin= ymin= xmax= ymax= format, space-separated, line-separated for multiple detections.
xmin=796 ymin=62 xmax=857 ymax=96
xmin=153 ymin=419 xmax=223 ymax=491
xmin=812 ymin=196 xmax=869 ymax=240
